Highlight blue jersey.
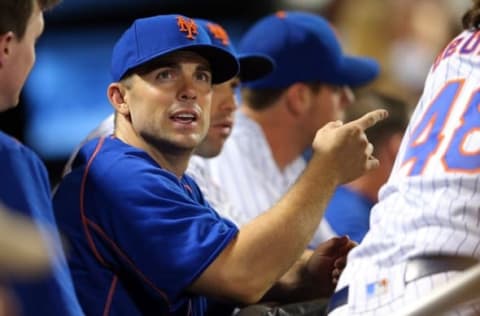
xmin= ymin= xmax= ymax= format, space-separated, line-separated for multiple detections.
xmin=53 ymin=136 xmax=238 ymax=316
xmin=0 ymin=131 xmax=83 ymax=316
xmin=323 ymin=186 xmax=374 ymax=243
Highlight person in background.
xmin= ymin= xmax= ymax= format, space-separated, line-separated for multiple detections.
xmin=323 ymin=90 xmax=409 ymax=243
xmin=0 ymin=0 xmax=84 ymax=315
xmin=60 ymin=18 xmax=275 ymax=226
xmin=53 ymin=13 xmax=386 ymax=315
xmin=204 ymin=11 xmax=380 ymax=247
xmin=327 ymin=0 xmax=480 ymax=314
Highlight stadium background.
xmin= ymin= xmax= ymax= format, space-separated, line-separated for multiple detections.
xmin=0 ymin=0 xmax=469 ymax=186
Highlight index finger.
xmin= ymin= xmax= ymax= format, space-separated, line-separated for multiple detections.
xmin=348 ymin=109 xmax=389 ymax=131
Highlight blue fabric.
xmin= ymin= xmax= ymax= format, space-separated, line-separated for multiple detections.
xmin=195 ymin=19 xmax=275 ymax=82
xmin=325 ymin=286 xmax=348 ymax=315
xmin=0 ymin=131 xmax=83 ymax=316
xmin=53 ymin=137 xmax=238 ymax=316
xmin=324 ymin=186 xmax=374 ymax=243
xmin=110 ymin=14 xmax=239 ymax=83
xmin=238 ymin=11 xmax=379 ymax=89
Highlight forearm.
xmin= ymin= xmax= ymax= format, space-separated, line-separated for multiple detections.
xmin=260 ymin=250 xmax=313 ymax=303
xmin=190 ymin=109 xmax=386 ymax=302
xmin=191 ymin=155 xmax=338 ymax=303
xmin=240 ymin=155 xmax=338 ymax=279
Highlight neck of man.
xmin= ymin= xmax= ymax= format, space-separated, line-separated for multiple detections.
xmin=241 ymin=105 xmax=308 ymax=171
xmin=114 ymin=117 xmax=192 ymax=179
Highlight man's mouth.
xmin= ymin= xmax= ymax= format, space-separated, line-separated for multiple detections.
xmin=211 ymin=120 xmax=233 ymax=136
xmin=212 ymin=118 xmax=233 ymax=129
xmin=171 ymin=112 xmax=198 ymax=124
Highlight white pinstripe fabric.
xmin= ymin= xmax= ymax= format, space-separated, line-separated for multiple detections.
xmin=186 ymin=155 xmax=242 ymax=225
xmin=330 ymin=30 xmax=480 ymax=315
xmin=204 ymin=111 xmax=336 ymax=244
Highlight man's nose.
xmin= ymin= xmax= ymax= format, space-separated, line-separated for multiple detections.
xmin=178 ymin=78 xmax=198 ymax=101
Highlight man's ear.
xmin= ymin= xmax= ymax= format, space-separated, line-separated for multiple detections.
xmin=0 ymin=32 xmax=14 ymax=67
xmin=285 ymin=83 xmax=311 ymax=117
xmin=107 ymin=82 xmax=130 ymax=115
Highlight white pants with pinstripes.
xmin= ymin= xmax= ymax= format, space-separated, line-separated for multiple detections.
xmin=329 ymin=270 xmax=480 ymax=315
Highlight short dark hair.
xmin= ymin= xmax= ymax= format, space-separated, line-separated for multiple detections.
xmin=462 ymin=0 xmax=480 ymax=30
xmin=241 ymin=88 xmax=286 ymax=111
xmin=0 ymin=0 xmax=60 ymax=39
xmin=346 ymin=90 xmax=409 ymax=147
xmin=241 ymin=82 xmax=323 ymax=111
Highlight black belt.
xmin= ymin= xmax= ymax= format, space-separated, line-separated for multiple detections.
xmin=325 ymin=254 xmax=478 ymax=315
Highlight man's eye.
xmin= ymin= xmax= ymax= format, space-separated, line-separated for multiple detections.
xmin=197 ymin=72 xmax=212 ymax=83
xmin=156 ymin=70 xmax=173 ymax=80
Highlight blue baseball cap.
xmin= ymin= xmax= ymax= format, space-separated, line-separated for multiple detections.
xmin=111 ymin=14 xmax=239 ymax=84
xmin=238 ymin=11 xmax=380 ymax=89
xmin=195 ymin=19 xmax=275 ymax=82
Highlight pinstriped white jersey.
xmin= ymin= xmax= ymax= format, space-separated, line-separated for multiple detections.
xmin=332 ymin=29 xmax=480 ymax=315
xmin=204 ymin=111 xmax=336 ymax=245
xmin=187 ymin=155 xmax=243 ymax=226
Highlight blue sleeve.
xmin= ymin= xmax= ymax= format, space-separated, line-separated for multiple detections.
xmin=0 ymin=136 xmax=83 ymax=316
xmin=84 ymin=153 xmax=238 ymax=302
xmin=324 ymin=187 xmax=372 ymax=243
xmin=0 ymin=140 xmax=52 ymax=219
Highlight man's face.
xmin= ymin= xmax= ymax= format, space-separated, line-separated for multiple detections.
xmin=194 ymin=76 xmax=239 ymax=158
xmin=0 ymin=1 xmax=44 ymax=111
xmin=121 ymin=51 xmax=213 ymax=153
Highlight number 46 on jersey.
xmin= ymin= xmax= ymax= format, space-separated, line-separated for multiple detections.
xmin=401 ymin=79 xmax=480 ymax=176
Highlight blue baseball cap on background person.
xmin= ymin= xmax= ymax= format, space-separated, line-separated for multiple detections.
xmin=238 ymin=11 xmax=380 ymax=89
xmin=195 ymin=19 xmax=275 ymax=82
xmin=110 ymin=14 xmax=239 ymax=84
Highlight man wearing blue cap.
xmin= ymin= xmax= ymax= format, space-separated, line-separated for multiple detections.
xmin=59 ymin=18 xmax=275 ymax=223
xmin=53 ymin=14 xmax=387 ymax=315
xmin=205 ymin=11 xmax=381 ymax=247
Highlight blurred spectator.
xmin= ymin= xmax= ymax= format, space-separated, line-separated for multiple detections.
xmin=326 ymin=1 xmax=480 ymax=312
xmin=205 ymin=11 xmax=380 ymax=248
xmin=326 ymin=0 xmax=466 ymax=106
xmin=323 ymin=90 xmax=409 ymax=243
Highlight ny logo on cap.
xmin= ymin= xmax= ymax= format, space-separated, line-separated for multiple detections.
xmin=206 ymin=23 xmax=229 ymax=46
xmin=276 ymin=10 xmax=287 ymax=19
xmin=177 ymin=16 xmax=198 ymax=40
